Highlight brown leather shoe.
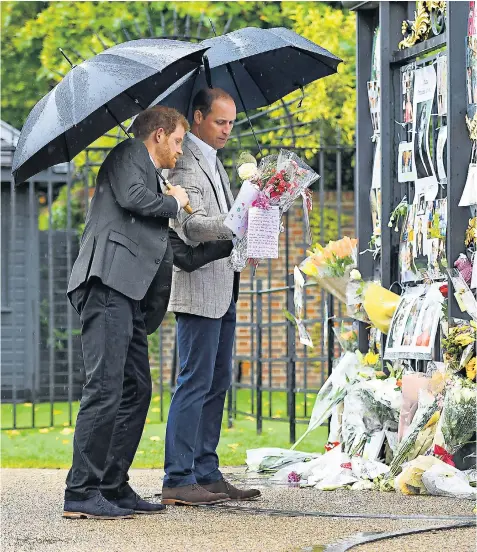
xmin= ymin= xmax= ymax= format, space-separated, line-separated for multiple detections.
xmin=201 ymin=478 xmax=261 ymax=500
xmin=161 ymin=484 xmax=230 ymax=506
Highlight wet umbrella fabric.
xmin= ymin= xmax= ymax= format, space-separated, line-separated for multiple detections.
xmin=12 ymin=39 xmax=208 ymax=185
xmin=153 ymin=27 xmax=342 ymax=117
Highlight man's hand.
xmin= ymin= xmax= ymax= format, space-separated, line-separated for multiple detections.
xmin=167 ymin=185 xmax=189 ymax=208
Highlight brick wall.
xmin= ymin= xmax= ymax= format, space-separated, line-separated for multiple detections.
xmin=150 ymin=191 xmax=355 ymax=392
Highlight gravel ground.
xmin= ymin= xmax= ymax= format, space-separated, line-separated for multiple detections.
xmin=1 ymin=468 xmax=475 ymax=552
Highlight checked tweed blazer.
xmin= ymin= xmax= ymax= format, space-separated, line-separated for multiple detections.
xmin=167 ymin=136 xmax=236 ymax=319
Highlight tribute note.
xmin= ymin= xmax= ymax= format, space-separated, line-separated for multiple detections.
xmin=246 ymin=206 xmax=280 ymax=259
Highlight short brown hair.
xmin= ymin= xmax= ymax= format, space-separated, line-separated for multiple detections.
xmin=131 ymin=106 xmax=189 ymax=140
xmin=192 ymin=88 xmax=235 ymax=118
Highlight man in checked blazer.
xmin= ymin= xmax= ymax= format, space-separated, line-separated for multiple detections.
xmin=162 ymin=88 xmax=260 ymax=505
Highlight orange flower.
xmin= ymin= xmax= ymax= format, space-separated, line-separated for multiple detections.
xmin=325 ymin=237 xmax=357 ymax=259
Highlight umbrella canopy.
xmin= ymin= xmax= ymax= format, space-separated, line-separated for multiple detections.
xmin=12 ymin=39 xmax=208 ymax=185
xmin=153 ymin=27 xmax=342 ymax=117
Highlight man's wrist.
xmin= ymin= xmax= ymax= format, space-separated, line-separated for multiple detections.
xmin=174 ymin=197 xmax=181 ymax=214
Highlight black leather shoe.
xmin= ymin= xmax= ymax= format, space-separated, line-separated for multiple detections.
xmin=63 ymin=494 xmax=135 ymax=519
xmin=110 ymin=493 xmax=166 ymax=514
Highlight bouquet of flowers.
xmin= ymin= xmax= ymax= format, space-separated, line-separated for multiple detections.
xmin=342 ymin=390 xmax=382 ymax=457
xmin=346 ymin=271 xmax=401 ymax=334
xmin=291 ymin=352 xmax=360 ymax=450
xmin=356 ymin=376 xmax=402 ymax=426
xmin=432 ymin=377 xmax=477 ymax=465
xmin=333 ymin=322 xmax=359 ymax=353
xmin=227 ymin=149 xmax=319 ymax=272
xmin=384 ymin=389 xmax=439 ymax=482
xmin=300 ymin=237 xmax=358 ymax=303
xmin=441 ymin=320 xmax=477 ymax=376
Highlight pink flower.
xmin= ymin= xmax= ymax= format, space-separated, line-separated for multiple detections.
xmin=287 ymin=471 xmax=301 ymax=483
xmin=251 ymin=192 xmax=271 ymax=210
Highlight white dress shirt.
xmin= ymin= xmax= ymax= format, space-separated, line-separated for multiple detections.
xmin=148 ymin=152 xmax=180 ymax=215
xmin=187 ymin=132 xmax=229 ymax=213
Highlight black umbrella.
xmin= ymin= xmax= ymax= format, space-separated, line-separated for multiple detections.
xmin=153 ymin=26 xmax=342 ymax=119
xmin=12 ymin=39 xmax=208 ymax=185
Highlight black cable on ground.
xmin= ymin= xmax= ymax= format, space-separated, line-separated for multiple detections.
xmin=321 ymin=521 xmax=476 ymax=552
xmin=200 ymin=503 xmax=477 ymax=523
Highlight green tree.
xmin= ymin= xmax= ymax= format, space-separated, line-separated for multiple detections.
xmin=262 ymin=3 xmax=356 ymax=153
xmin=1 ymin=2 xmax=51 ymax=130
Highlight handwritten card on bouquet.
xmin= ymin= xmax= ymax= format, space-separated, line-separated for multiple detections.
xmin=224 ymin=180 xmax=260 ymax=239
xmin=246 ymin=206 xmax=280 ymax=259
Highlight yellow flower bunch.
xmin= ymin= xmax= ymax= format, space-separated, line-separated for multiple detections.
xmin=302 ymin=237 xmax=358 ymax=278
xmin=464 ymin=217 xmax=477 ymax=248
xmin=466 ymin=357 xmax=476 ymax=381
xmin=363 ymin=351 xmax=380 ymax=366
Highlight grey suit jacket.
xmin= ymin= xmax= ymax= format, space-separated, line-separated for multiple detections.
xmin=67 ymin=138 xmax=178 ymax=302
xmin=167 ymin=136 xmax=237 ymax=318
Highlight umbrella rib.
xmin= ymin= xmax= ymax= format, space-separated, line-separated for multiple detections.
xmin=237 ymin=46 xmax=339 ymax=108
xmin=123 ymin=88 xmax=147 ymax=110
xmin=63 ymin=128 xmax=71 ymax=162
xmin=237 ymin=59 xmax=273 ymax=106
xmin=224 ymin=62 xmax=262 ymax=153
xmin=289 ymin=45 xmax=341 ymax=73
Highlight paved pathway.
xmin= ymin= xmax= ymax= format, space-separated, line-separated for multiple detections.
xmin=2 ymin=469 xmax=475 ymax=551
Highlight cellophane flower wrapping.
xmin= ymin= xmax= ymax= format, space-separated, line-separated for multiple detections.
xmin=432 ymin=378 xmax=477 ymax=459
xmin=385 ymin=390 xmax=439 ymax=481
xmin=356 ymin=377 xmax=402 ymax=426
xmin=229 ymin=149 xmax=319 ymax=272
xmin=333 ymin=322 xmax=359 ymax=353
xmin=346 ymin=280 xmax=401 ymax=333
xmin=300 ymin=237 xmax=358 ymax=304
xmin=342 ymin=390 xmax=381 ymax=457
xmin=291 ymin=352 xmax=360 ymax=450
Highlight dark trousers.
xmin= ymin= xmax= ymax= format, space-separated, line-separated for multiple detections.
xmin=163 ymin=299 xmax=236 ymax=488
xmin=65 ymin=278 xmax=151 ymax=501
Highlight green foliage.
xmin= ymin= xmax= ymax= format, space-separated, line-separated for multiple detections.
xmin=38 ymin=182 xmax=87 ymax=231
xmin=147 ymin=313 xmax=174 ymax=361
xmin=260 ymin=3 xmax=356 ymax=154
xmin=309 ymin=205 xmax=353 ymax=245
xmin=1 ymin=2 xmax=51 ymax=130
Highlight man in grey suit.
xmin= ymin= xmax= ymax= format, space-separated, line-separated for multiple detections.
xmin=162 ymin=89 xmax=260 ymax=506
xmin=64 ymin=106 xmax=195 ymax=520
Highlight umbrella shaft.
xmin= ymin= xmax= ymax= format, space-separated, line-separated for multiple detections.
xmin=163 ymin=178 xmax=193 ymax=215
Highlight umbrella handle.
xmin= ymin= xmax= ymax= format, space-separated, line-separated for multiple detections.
xmin=165 ymin=181 xmax=193 ymax=215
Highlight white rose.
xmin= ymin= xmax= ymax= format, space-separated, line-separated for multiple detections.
xmin=350 ymin=269 xmax=362 ymax=281
xmin=238 ymin=163 xmax=258 ymax=180
xmin=462 ymin=388 xmax=475 ymax=402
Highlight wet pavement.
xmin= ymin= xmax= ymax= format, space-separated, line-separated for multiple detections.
xmin=2 ymin=468 xmax=475 ymax=551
